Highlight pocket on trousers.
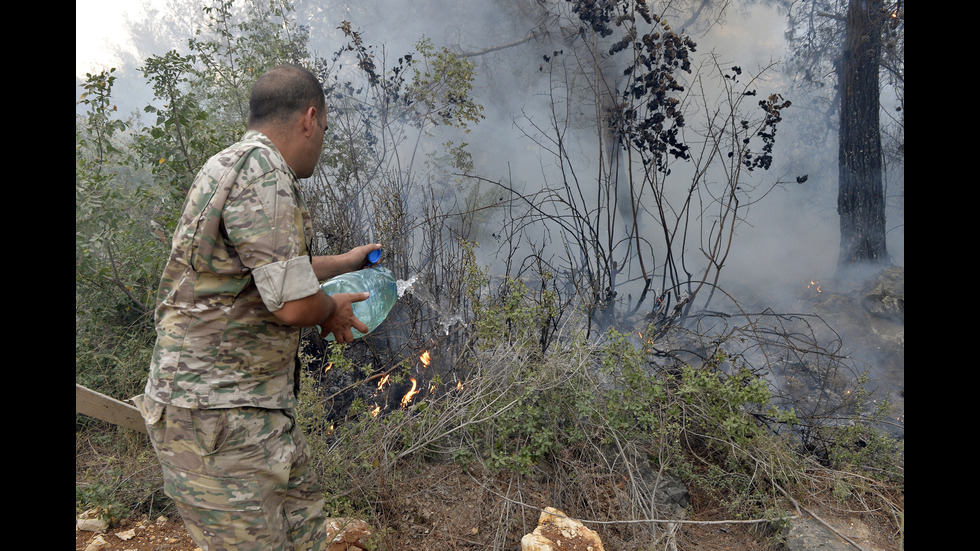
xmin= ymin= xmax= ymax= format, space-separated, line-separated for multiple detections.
xmin=188 ymin=408 xmax=231 ymax=456
xmin=160 ymin=462 xmax=262 ymax=513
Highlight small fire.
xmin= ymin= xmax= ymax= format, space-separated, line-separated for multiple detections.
xmin=420 ymin=350 xmax=431 ymax=367
xmin=401 ymin=377 xmax=419 ymax=407
xmin=324 ymin=362 xmax=333 ymax=373
xmin=456 ymin=380 xmax=464 ymax=391
xmin=806 ymin=279 xmax=822 ymax=293
xmin=370 ymin=404 xmax=381 ymax=417
xmin=377 ymin=373 xmax=390 ymax=390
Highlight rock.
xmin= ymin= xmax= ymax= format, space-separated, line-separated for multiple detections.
xmin=76 ymin=508 xmax=109 ymax=532
xmin=782 ymin=515 xmax=887 ymax=551
xmin=600 ymin=450 xmax=689 ymax=520
xmin=324 ymin=517 xmax=372 ymax=550
xmin=77 ymin=517 xmax=109 ymax=532
xmin=115 ymin=528 xmax=137 ymax=541
xmin=83 ymin=534 xmax=109 ymax=551
xmin=521 ymin=507 xmax=604 ymax=551
xmin=860 ymin=267 xmax=904 ymax=322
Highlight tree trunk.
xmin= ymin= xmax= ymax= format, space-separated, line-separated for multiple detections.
xmin=837 ymin=0 xmax=888 ymax=266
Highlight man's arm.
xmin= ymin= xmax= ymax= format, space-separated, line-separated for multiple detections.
xmin=272 ymin=289 xmax=336 ymax=327
xmin=263 ymin=242 xmax=379 ymax=327
xmin=273 ymin=289 xmax=370 ymax=342
xmin=271 ymin=243 xmax=379 ymax=341
xmin=311 ymin=244 xmax=382 ymax=280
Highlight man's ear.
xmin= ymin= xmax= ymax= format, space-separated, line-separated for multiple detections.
xmin=301 ymin=106 xmax=318 ymax=137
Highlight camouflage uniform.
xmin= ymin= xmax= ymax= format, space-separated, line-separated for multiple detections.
xmin=134 ymin=130 xmax=328 ymax=551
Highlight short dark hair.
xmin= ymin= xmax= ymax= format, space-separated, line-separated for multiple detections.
xmin=247 ymin=64 xmax=325 ymax=127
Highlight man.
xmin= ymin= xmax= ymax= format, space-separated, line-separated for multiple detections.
xmin=133 ymin=64 xmax=379 ymax=550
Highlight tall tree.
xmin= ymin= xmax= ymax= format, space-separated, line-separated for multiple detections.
xmin=837 ymin=0 xmax=887 ymax=265
xmin=785 ymin=0 xmax=902 ymax=268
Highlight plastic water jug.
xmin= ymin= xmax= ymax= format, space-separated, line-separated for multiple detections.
xmin=318 ymin=265 xmax=398 ymax=340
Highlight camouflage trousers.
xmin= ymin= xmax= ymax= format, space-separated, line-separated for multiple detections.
xmin=133 ymin=396 xmax=328 ymax=551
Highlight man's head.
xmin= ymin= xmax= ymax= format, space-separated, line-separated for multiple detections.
xmin=248 ymin=64 xmax=328 ymax=178
xmin=248 ymin=64 xmax=325 ymax=128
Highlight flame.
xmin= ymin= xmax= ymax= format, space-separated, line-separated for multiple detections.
xmin=420 ymin=350 xmax=431 ymax=367
xmin=806 ymin=279 xmax=822 ymax=293
xmin=377 ymin=373 xmax=390 ymax=390
xmin=401 ymin=377 xmax=419 ymax=407
xmin=324 ymin=362 xmax=333 ymax=373
xmin=371 ymin=404 xmax=381 ymax=417
xmin=456 ymin=380 xmax=464 ymax=391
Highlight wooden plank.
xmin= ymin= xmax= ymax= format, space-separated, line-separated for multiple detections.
xmin=76 ymin=384 xmax=147 ymax=434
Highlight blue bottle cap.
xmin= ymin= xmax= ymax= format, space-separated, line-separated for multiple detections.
xmin=367 ymin=248 xmax=382 ymax=265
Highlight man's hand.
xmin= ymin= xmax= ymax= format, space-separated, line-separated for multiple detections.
xmin=318 ymin=292 xmax=370 ymax=342
xmin=349 ymin=243 xmax=383 ymax=269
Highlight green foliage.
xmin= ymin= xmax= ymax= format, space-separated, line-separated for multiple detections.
xmin=340 ymin=308 xmax=811 ymax=520
xmin=406 ymin=37 xmax=485 ymax=131
xmin=76 ymin=69 xmax=167 ymax=528
xmin=295 ymin=361 xmax=366 ymax=518
xmin=296 ymin=342 xmax=397 ymax=518
xmin=480 ymin=357 xmax=579 ymax=474
xmin=377 ymin=274 xmax=798 ymax=509
xmin=77 ymin=69 xmax=171 ymax=400
xmin=77 ymin=68 xmax=129 ymax=162
xmin=822 ymin=374 xmax=904 ymax=483
xmin=599 ymin=330 xmax=667 ymax=437
xmin=75 ymin=330 xmax=155 ymax=403
xmin=313 ymin=21 xmax=486 ymax=265
xmin=139 ymin=49 xmax=221 ymax=191
xmin=138 ymin=0 xmax=311 ymax=198
xmin=331 ymin=25 xmax=482 ymax=132
xmin=675 ymin=358 xmax=792 ymax=449
xmin=463 ymin=241 xmax=560 ymax=353
xmin=75 ymin=431 xmax=169 ymax=525
xmin=76 ymin=479 xmax=131 ymax=526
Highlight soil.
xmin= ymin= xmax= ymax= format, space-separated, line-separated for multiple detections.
xmin=76 ymin=460 xmax=903 ymax=551
xmin=76 ymin=515 xmax=199 ymax=551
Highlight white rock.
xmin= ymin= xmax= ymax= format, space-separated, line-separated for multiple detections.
xmin=77 ymin=516 xmax=108 ymax=532
xmin=521 ymin=507 xmax=604 ymax=551
xmin=84 ymin=534 xmax=109 ymax=551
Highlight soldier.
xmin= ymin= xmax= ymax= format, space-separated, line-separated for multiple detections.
xmin=132 ymin=64 xmax=379 ymax=550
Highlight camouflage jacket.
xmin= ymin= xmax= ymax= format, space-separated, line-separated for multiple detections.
xmin=144 ymin=130 xmax=320 ymax=410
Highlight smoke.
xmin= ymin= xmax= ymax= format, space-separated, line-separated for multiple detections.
xmin=345 ymin=5 xmax=795 ymax=255
xmin=75 ymin=0 xmax=903 ymax=294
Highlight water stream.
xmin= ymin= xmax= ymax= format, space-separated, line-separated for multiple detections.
xmin=396 ymin=274 xmax=467 ymax=336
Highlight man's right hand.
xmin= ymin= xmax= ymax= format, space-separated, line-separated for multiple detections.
xmin=318 ymin=292 xmax=370 ymax=342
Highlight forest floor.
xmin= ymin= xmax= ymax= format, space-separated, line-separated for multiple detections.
xmin=76 ymin=458 xmax=903 ymax=551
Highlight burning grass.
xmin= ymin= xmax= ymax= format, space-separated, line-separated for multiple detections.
xmin=293 ymin=301 xmax=903 ymax=549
